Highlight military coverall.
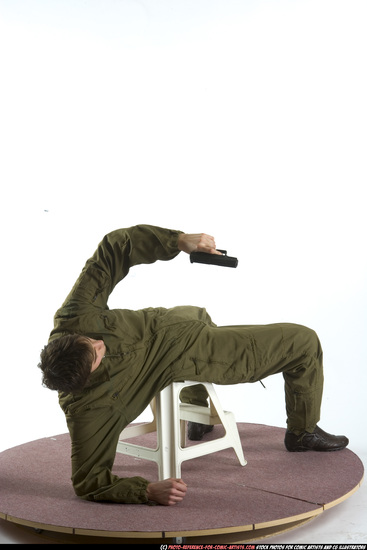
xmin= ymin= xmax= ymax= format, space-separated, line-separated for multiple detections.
xmin=49 ymin=225 xmax=324 ymax=504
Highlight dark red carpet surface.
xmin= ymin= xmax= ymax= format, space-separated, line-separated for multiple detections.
xmin=0 ymin=424 xmax=363 ymax=535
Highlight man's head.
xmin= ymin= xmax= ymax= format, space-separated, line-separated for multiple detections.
xmin=38 ymin=334 xmax=104 ymax=393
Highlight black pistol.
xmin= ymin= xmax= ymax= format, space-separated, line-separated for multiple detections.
xmin=190 ymin=249 xmax=238 ymax=268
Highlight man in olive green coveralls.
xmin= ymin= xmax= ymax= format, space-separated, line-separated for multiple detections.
xmin=39 ymin=225 xmax=348 ymax=506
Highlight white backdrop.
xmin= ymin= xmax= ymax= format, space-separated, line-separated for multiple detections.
xmin=0 ymin=0 xmax=366 ymax=540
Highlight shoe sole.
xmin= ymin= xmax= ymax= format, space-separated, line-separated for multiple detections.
xmin=286 ymin=445 xmax=347 ymax=452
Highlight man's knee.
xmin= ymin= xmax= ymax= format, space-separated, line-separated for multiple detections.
xmin=301 ymin=326 xmax=322 ymax=358
xmin=287 ymin=323 xmax=323 ymax=360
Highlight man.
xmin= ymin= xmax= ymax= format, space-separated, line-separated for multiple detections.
xmin=38 ymin=225 xmax=348 ymax=506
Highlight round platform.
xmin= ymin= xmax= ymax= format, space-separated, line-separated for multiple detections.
xmin=0 ymin=423 xmax=363 ymax=544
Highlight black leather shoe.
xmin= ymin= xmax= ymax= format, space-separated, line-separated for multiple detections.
xmin=187 ymin=422 xmax=214 ymax=441
xmin=285 ymin=425 xmax=349 ymax=452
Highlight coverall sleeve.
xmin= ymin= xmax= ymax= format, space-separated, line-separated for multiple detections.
xmin=55 ymin=225 xmax=183 ymax=504
xmin=67 ymin=404 xmax=152 ymax=504
xmin=59 ymin=224 xmax=183 ymax=311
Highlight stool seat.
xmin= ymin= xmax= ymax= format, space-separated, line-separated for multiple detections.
xmin=116 ymin=381 xmax=247 ymax=479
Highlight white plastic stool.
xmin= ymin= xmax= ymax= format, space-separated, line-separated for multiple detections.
xmin=116 ymin=381 xmax=247 ymax=480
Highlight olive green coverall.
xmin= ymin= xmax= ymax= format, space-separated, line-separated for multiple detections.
xmin=49 ymin=225 xmax=324 ymax=504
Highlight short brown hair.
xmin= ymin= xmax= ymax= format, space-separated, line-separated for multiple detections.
xmin=38 ymin=334 xmax=94 ymax=393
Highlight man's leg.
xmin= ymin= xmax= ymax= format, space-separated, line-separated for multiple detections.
xmin=175 ymin=322 xmax=348 ymax=450
xmin=273 ymin=325 xmax=348 ymax=451
xmin=179 ymin=384 xmax=214 ymax=440
xmin=180 ymin=384 xmax=209 ymax=407
xmin=266 ymin=323 xmax=324 ymax=434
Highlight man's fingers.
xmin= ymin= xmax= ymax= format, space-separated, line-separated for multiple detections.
xmin=178 ymin=232 xmax=223 ymax=255
xmin=146 ymin=478 xmax=188 ymax=506
xmin=196 ymin=234 xmax=222 ymax=254
xmin=170 ymin=479 xmax=187 ymax=503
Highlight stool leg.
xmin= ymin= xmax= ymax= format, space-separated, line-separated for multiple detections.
xmin=202 ymin=383 xmax=247 ymax=466
xmin=156 ymin=385 xmax=181 ymax=480
xmin=180 ymin=419 xmax=186 ymax=448
xmin=223 ymin=411 xmax=247 ymax=466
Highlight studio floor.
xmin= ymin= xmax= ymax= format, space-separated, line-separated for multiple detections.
xmin=0 ymin=423 xmax=365 ymax=545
